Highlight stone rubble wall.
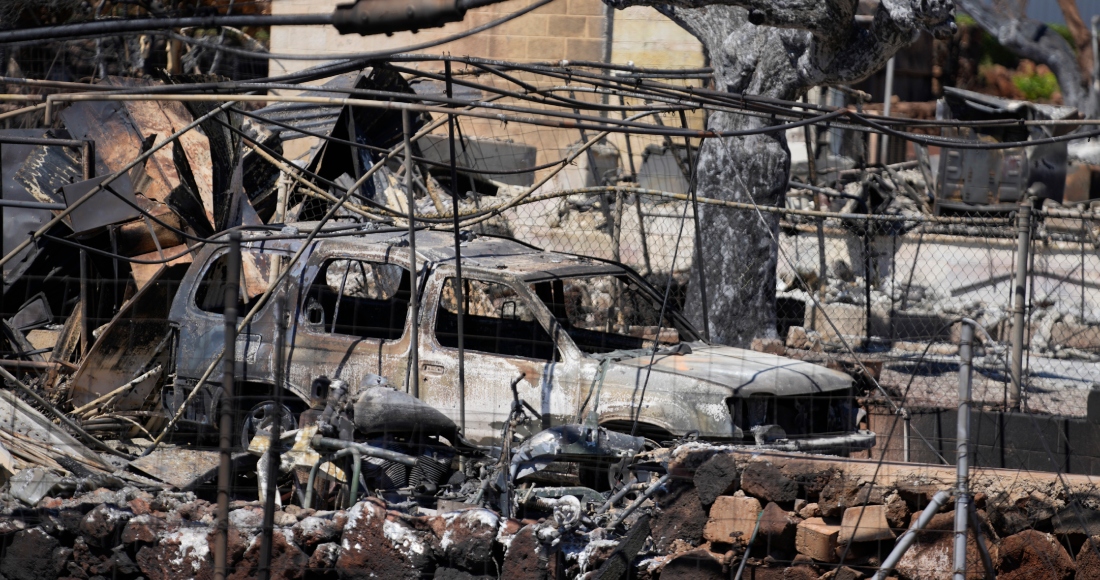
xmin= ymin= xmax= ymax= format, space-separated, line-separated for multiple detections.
xmin=2 ymin=446 xmax=1100 ymax=579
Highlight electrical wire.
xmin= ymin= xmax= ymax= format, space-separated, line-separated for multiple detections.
xmin=159 ymin=0 xmax=553 ymax=61
xmin=0 ymin=14 xmax=335 ymax=45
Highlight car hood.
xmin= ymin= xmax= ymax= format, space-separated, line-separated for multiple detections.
xmin=608 ymin=342 xmax=852 ymax=396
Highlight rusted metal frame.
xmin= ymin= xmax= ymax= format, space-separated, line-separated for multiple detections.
xmin=258 ymin=293 xmax=289 ymax=580
xmin=43 ymin=92 xmax=800 ymax=139
xmin=678 ymin=109 xmax=709 ymax=341
xmin=0 ymin=359 xmax=77 ymax=372
xmin=0 ymin=102 xmax=236 ymax=272
xmin=0 ymin=364 xmax=130 ymax=458
xmin=403 ymin=109 xmax=420 ymax=399
xmin=0 ymin=103 xmax=47 ymax=122
xmin=214 ymin=230 xmax=241 ymax=580
xmin=446 ymin=61 xmax=467 ymax=436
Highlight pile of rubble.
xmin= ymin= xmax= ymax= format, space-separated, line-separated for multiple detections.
xmin=3 ymin=444 xmax=1100 ymax=579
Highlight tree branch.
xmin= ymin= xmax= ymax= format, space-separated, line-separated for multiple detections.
xmin=958 ymin=0 xmax=1088 ymax=110
xmin=604 ymin=0 xmax=852 ymax=37
xmin=1056 ymin=0 xmax=1093 ymax=85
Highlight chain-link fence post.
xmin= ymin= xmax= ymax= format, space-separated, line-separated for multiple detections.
xmin=1010 ymin=202 xmax=1032 ymax=410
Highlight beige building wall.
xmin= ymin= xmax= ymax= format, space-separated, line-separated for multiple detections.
xmin=269 ymin=0 xmax=702 ymax=75
xmin=269 ymin=1 xmax=706 ymax=177
xmin=270 ymin=0 xmax=616 ymax=77
xmin=610 ymin=7 xmax=703 ymax=70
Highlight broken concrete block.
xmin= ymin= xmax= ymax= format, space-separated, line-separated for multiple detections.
xmin=79 ymin=503 xmax=134 ymax=548
xmin=751 ymin=337 xmax=786 ymax=356
xmin=741 ymin=462 xmax=798 ymax=504
xmin=431 ymin=508 xmax=499 ymax=572
xmin=650 ymin=484 xmax=707 ymax=551
xmin=884 ymin=493 xmax=910 ymax=529
xmin=786 ymin=326 xmax=809 ymax=349
xmin=896 ymin=510 xmax=990 ymax=580
xmin=996 ymin=529 xmax=1074 ymax=580
xmin=757 ymin=501 xmax=798 ymax=543
xmin=839 ymin=505 xmax=896 ymax=544
xmin=336 ymin=499 xmax=420 ymax=580
xmin=799 ymin=502 xmax=821 ymax=519
xmin=659 ymin=548 xmax=727 ymax=580
xmin=795 ymin=517 xmax=840 ymax=562
xmin=293 ymin=516 xmax=342 ymax=553
xmin=1075 ymin=536 xmax=1100 ymax=580
xmin=136 ymin=526 xmax=214 ymax=580
xmin=0 ymin=528 xmax=63 ymax=580
xmin=694 ymin=453 xmax=740 ymax=507
xmin=704 ymin=495 xmax=761 ymax=545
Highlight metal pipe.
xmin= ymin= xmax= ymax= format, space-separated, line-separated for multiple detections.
xmin=0 ymin=200 xmax=65 ymax=210
xmin=214 ymin=231 xmax=241 ymax=580
xmin=968 ymin=503 xmax=996 ymax=579
xmin=0 ymin=359 xmax=76 ymax=372
xmin=258 ymin=295 xmax=289 ymax=580
xmin=304 ymin=448 xmax=363 ymax=510
xmin=679 ymin=109 xmax=709 ymax=341
xmin=0 ymin=14 xmax=334 ymax=45
xmin=445 ymin=62 xmax=467 ymax=436
xmin=42 ymin=92 xmax=827 ymax=140
xmin=79 ymin=250 xmax=89 ymax=357
xmin=1010 ymin=203 xmax=1031 ymax=408
xmin=874 ymin=490 xmax=953 ymax=580
xmin=403 ymin=109 xmax=420 ymax=399
xmin=955 ymin=320 xmax=974 ymax=580
xmin=311 ymin=436 xmax=419 ymax=466
xmin=609 ymin=473 xmax=670 ymax=528
xmin=880 ymin=56 xmax=896 ymax=163
xmin=733 ymin=509 xmax=765 ymax=580
xmin=597 ymin=480 xmax=645 ymax=514
xmin=903 ymin=408 xmax=911 ymax=463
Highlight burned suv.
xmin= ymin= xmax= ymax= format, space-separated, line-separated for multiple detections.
xmin=88 ymin=227 xmax=873 ymax=452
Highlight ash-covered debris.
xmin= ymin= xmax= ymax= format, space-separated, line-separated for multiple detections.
xmin=2 ymin=443 xmax=1100 ymax=579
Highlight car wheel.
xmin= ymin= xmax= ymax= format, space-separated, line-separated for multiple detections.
xmin=240 ymin=401 xmax=297 ymax=450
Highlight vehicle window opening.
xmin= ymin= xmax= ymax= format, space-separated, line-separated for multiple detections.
xmin=194 ymin=251 xmax=279 ymax=314
xmin=303 ymin=259 xmax=410 ymax=340
xmin=530 ymin=274 xmax=687 ymax=355
xmin=436 ymin=278 xmax=557 ymax=361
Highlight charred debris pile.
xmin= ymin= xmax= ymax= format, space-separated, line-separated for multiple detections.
xmin=3 ymin=443 xmax=1100 ymax=579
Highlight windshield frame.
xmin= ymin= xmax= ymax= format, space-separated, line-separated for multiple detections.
xmin=522 ymin=265 xmax=702 ymax=356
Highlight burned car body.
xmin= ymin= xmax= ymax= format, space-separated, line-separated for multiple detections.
xmin=153 ymin=227 xmax=871 ymax=451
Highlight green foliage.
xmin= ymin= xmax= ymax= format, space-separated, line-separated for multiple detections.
xmin=1013 ymin=70 xmax=1060 ymax=100
xmin=1047 ymin=23 xmax=1076 ymax=51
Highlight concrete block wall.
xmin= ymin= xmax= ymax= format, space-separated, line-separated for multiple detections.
xmin=873 ymin=387 xmax=1100 ymax=475
xmin=269 ymin=0 xmax=702 ymax=77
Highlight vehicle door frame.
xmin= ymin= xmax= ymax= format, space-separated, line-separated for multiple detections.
xmin=287 ymin=240 xmax=420 ymax=400
xmin=416 ymin=264 xmax=585 ymax=443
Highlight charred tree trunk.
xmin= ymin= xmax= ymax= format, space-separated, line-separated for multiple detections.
xmin=605 ymin=0 xmax=956 ymax=345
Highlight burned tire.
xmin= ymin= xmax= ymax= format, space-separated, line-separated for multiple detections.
xmin=239 ymin=400 xmax=297 ymax=450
